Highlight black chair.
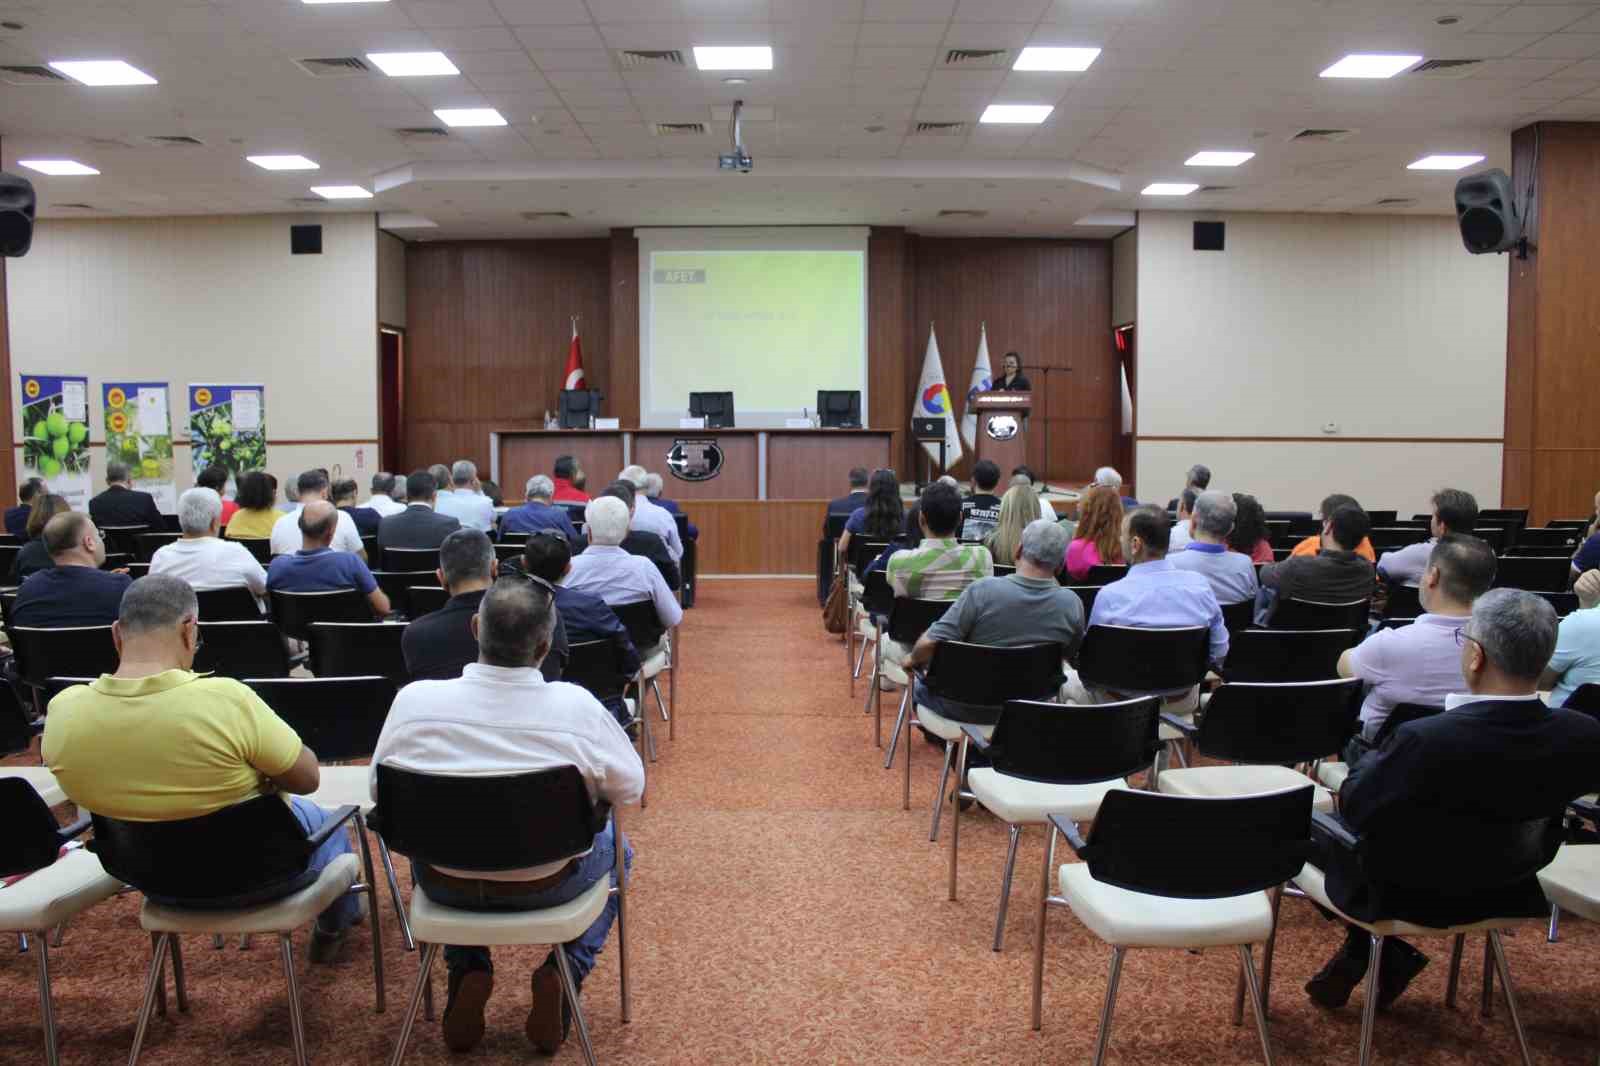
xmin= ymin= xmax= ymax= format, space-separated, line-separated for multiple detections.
xmin=1164 ymin=678 xmax=1360 ymax=775
xmin=1474 ymin=527 xmax=1507 ymax=553
xmin=1221 ymin=599 xmax=1255 ymax=634
xmin=268 ymin=588 xmax=373 ymax=641
xmin=1368 ymin=527 xmax=1428 ymax=551
xmin=195 ymin=584 xmax=262 ymax=621
xmin=1382 ymin=582 xmax=1422 ymax=620
xmin=493 ymin=542 xmax=525 ymax=564
xmin=0 ymin=678 xmax=39 ymax=756
xmin=158 ymin=513 xmax=180 ymax=533
xmin=1563 ymin=685 xmax=1600 ymax=717
xmin=1076 ymin=624 xmax=1210 ymax=698
xmin=247 ymin=676 xmax=397 ymax=762
xmin=96 ymin=524 xmax=149 ymax=557
xmin=360 ymin=534 xmax=378 ymax=561
xmin=1537 ymin=590 xmax=1580 ymax=617
xmin=0 ymin=542 xmax=21 ymax=577
xmin=842 ymin=539 xmax=892 ymax=687
xmin=856 ymin=568 xmax=897 ymax=720
xmin=125 ymin=562 xmax=150 ymax=580
xmin=499 ymin=530 xmax=531 ymax=544
xmin=406 ymin=585 xmax=449 ymax=617
xmin=101 ymin=552 xmax=133 ymax=571
xmin=1366 ymin=510 xmax=1397 ymax=527
xmin=611 ymin=599 xmax=675 ymax=750
xmin=1059 ymin=585 xmax=1100 ymax=617
xmin=194 ymin=621 xmax=291 ymax=679
xmin=1493 ymin=555 xmax=1572 ymax=593
xmin=992 ymin=563 xmax=1016 ymax=578
xmin=134 ymin=531 xmax=180 ymax=562
xmin=307 ymin=621 xmax=409 ymax=683
xmin=879 ymin=596 xmax=959 ymax=789
xmin=231 ymin=537 xmax=272 ymax=565
xmin=1263 ymin=519 xmax=1290 ymax=543
xmin=559 ymin=387 xmax=603 ymax=428
xmin=1270 ymin=597 xmax=1369 ymax=631
xmin=1547 ymin=519 xmax=1591 ymax=530
xmin=1513 ymin=527 xmax=1582 ymax=553
xmin=1271 ymin=548 xmax=1293 ymax=562
xmin=1083 ymin=564 xmax=1128 ymax=586
xmin=689 ymin=389 xmax=735 ymax=427
xmin=1221 ymin=628 xmax=1360 ymax=683
xmin=564 ymin=639 xmax=653 ymax=804
xmin=381 ymin=546 xmax=441 ymax=573
xmin=372 ymin=570 xmax=439 ymax=619
xmin=372 ymin=764 xmax=630 ymax=1066
xmin=1364 ymin=701 xmax=1444 ymax=752
xmin=1480 ymin=507 xmax=1530 ymax=526
xmin=10 ymin=626 xmax=118 ymax=709
xmin=1378 ymin=617 xmax=1416 ymax=631
xmin=1269 ymin=511 xmax=1319 ymax=536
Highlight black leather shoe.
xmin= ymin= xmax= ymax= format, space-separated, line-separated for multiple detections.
xmin=442 ymin=967 xmax=493 ymax=1053
xmin=1377 ymin=941 xmax=1429 ymax=1010
xmin=1306 ymin=943 xmax=1369 ymax=1009
xmin=527 ymin=953 xmax=574 ymax=1055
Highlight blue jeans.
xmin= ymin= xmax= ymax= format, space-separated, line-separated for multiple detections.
xmin=288 ymin=796 xmax=362 ymax=932
xmin=415 ymin=820 xmax=632 ymax=986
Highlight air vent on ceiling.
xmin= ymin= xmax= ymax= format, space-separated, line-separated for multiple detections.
xmin=1374 ymin=197 xmax=1417 ymax=207
xmin=1290 ymin=127 xmax=1357 ymax=143
xmin=936 ymin=209 xmax=988 ymax=219
xmin=0 ymin=64 xmax=66 ymax=85
xmin=294 ymin=56 xmax=371 ymax=78
xmin=1196 ymin=185 xmax=1235 ymax=193
xmin=1409 ymin=58 xmax=1481 ymax=78
xmin=618 ymin=49 xmax=685 ymax=68
xmin=146 ymin=135 xmax=204 ymax=147
xmin=394 ymin=126 xmax=450 ymax=139
xmin=85 ymin=137 xmax=135 ymax=149
xmin=943 ymin=48 xmax=1010 ymax=68
xmin=913 ymin=121 xmax=968 ymax=136
xmin=287 ymin=197 xmax=325 ymax=205
xmin=53 ymin=202 xmax=96 ymax=210
xmin=652 ymin=121 xmax=707 ymax=136
xmin=521 ymin=211 xmax=573 ymax=221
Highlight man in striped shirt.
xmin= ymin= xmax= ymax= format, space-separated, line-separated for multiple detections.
xmin=888 ymin=481 xmax=994 ymax=600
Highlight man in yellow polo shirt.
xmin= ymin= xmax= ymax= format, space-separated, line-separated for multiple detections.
xmin=42 ymin=573 xmax=361 ymax=962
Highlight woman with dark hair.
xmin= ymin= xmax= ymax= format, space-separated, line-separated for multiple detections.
xmin=1064 ymin=485 xmax=1125 ymax=580
xmin=1227 ymin=492 xmax=1274 ymax=564
xmin=10 ymin=493 xmax=70 ymax=584
xmin=838 ymin=468 xmax=903 ymax=561
xmin=224 ymin=471 xmax=280 ymax=540
xmin=195 ymin=464 xmax=238 ymax=524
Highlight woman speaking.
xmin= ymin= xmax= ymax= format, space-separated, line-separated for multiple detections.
xmin=993 ymin=351 xmax=1031 ymax=391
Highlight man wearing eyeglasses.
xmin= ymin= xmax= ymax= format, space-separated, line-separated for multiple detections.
xmin=501 ymin=474 xmax=580 ymax=541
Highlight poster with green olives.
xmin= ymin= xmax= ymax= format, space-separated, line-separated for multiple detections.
xmin=188 ymin=384 xmax=266 ymax=477
xmin=19 ymin=373 xmax=91 ymax=510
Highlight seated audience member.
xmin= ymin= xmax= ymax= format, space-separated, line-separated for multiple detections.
xmin=267 ymin=501 xmax=390 ymax=617
xmin=1092 ymin=465 xmax=1139 ymax=510
xmin=479 ymin=479 xmax=504 ymax=508
xmin=1307 ymin=589 xmax=1600 ymax=1011
xmin=332 ymin=478 xmax=382 ymax=538
xmin=1377 ymin=488 xmax=1478 ymax=587
xmin=887 ymin=481 xmax=994 ymax=600
xmin=11 ymin=512 xmax=132 ymax=627
xmin=5 ymin=476 xmax=44 ymax=538
xmin=1227 ymin=492 xmax=1275 ymax=564
xmin=367 ymin=472 xmax=406 ymax=518
xmin=983 ymin=482 xmax=1041 ymax=567
xmin=866 ymin=501 xmax=922 ymax=578
xmin=223 ymin=471 xmax=282 ymax=541
xmin=1570 ymin=517 xmax=1600 ymax=579
xmin=643 ymin=472 xmax=697 ymax=540
xmin=566 ymin=496 xmax=683 ymax=643
xmin=435 ymin=460 xmax=496 ymax=532
xmin=278 ymin=472 xmax=297 ymax=513
xmin=430 ymin=464 xmax=453 ymax=496
xmin=1291 ymin=493 xmax=1375 ymax=561
xmin=378 ymin=470 xmax=463 ymax=552
xmin=43 ymin=575 xmax=360 ymax=962
xmin=1258 ymin=504 xmax=1376 ymax=625
xmin=552 ymin=454 xmax=590 ymax=503
xmin=196 ymin=465 xmax=238 ymax=525
xmin=270 ymin=469 xmax=366 ymax=557
xmin=1339 ymin=534 xmax=1494 ymax=755
xmin=937 ymin=475 xmax=960 ymax=491
xmin=825 ymin=467 xmax=870 ymax=532
xmin=839 ymin=468 xmax=904 ymax=562
xmin=600 ymin=482 xmax=680 ymax=590
xmin=1064 ymin=485 xmax=1125 ymax=580
xmin=402 ymin=529 xmax=566 ymax=683
xmin=8 ymin=492 xmax=69 ymax=585
xmin=1540 ymin=569 xmax=1600 ymax=708
xmin=1012 ymin=466 xmax=1055 ymax=522
xmin=149 ymin=487 xmax=268 ymax=599
xmin=370 ymin=578 xmax=641 ymax=1054
xmin=618 ymin=465 xmax=683 ymax=562
xmin=89 ymin=461 xmax=164 ymax=530
xmin=1166 ymin=463 xmax=1212 ymax=511
xmin=1170 ymin=490 xmax=1260 ymax=605
xmin=523 ymin=531 xmax=642 ymax=728
xmin=502 ymin=475 xmax=581 ymax=540
xmin=960 ymin=460 xmax=1004 ymax=543
xmin=1169 ymin=487 xmax=1198 ymax=550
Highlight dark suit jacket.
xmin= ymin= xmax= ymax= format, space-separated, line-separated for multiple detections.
xmin=89 ymin=484 xmax=164 ymax=529
xmin=4 ymin=504 xmax=30 ymax=539
xmin=554 ymin=583 xmax=639 ymax=722
xmin=340 ymin=505 xmax=382 ymax=538
xmin=401 ymin=587 xmax=567 ymax=683
xmin=377 ymin=504 xmax=462 ymax=551
xmin=1326 ymin=696 xmax=1600 ymax=926
xmin=824 ymin=490 xmax=867 ymax=536
xmin=622 ymin=529 xmax=680 ymax=591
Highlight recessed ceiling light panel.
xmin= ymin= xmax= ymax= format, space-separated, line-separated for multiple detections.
xmin=1185 ymin=150 xmax=1255 ymax=167
xmin=692 ymin=46 xmax=773 ymax=71
xmin=311 ymin=185 xmax=373 ymax=199
xmin=247 ymin=154 xmax=320 ymax=171
xmin=434 ymin=107 xmax=507 ymax=127
xmin=366 ymin=51 xmax=458 ymax=77
xmin=1012 ymin=46 xmax=1100 ymax=72
xmin=48 ymin=59 xmax=157 ymax=85
xmin=19 ymin=159 xmax=99 ymax=176
xmin=1320 ymin=53 xmax=1422 ymax=79
xmin=1142 ymin=182 xmax=1199 ymax=196
xmin=303 ymin=0 xmax=388 ymax=4
xmin=980 ymin=103 xmax=1053 ymax=124
xmin=1406 ymin=153 xmax=1484 ymax=170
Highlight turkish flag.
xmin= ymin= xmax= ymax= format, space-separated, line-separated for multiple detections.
xmin=563 ymin=321 xmax=586 ymax=390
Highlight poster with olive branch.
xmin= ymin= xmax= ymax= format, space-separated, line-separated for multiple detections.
xmin=188 ymin=384 xmax=266 ymax=477
xmin=18 ymin=373 xmax=92 ymax=510
xmin=104 ymin=381 xmax=176 ymax=513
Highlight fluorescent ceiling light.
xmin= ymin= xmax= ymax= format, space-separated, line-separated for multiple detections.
xmin=1186 ymin=150 xmax=1254 ymax=167
xmin=247 ymin=154 xmax=319 ymax=171
xmin=48 ymin=60 xmax=157 ymax=86
xmin=311 ymin=185 xmax=373 ymax=199
xmin=303 ymin=0 xmax=388 ymax=4
xmin=692 ymin=46 xmax=773 ymax=71
xmin=1012 ymin=46 xmax=1101 ymax=72
xmin=19 ymin=159 xmax=99 ymax=176
xmin=1142 ymin=182 xmax=1199 ymax=196
xmin=1320 ymin=53 xmax=1421 ymax=79
xmin=366 ymin=51 xmax=459 ymax=77
xmin=434 ymin=107 xmax=507 ymax=127
xmin=980 ymin=104 xmax=1053 ymax=124
xmin=1407 ymin=153 xmax=1485 ymax=171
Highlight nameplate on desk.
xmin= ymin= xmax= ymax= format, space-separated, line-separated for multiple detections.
xmin=784 ymin=418 xmax=813 ymax=429
xmin=679 ymin=416 xmax=707 ymax=429
xmin=593 ymin=418 xmax=620 ymax=430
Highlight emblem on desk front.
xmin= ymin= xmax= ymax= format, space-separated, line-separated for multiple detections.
xmin=667 ymin=439 xmax=724 ymax=482
xmin=986 ymin=415 xmax=1020 ymax=441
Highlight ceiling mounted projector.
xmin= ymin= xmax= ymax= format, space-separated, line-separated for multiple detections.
xmin=719 ymin=99 xmax=753 ymax=173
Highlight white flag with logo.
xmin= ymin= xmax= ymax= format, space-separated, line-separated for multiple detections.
xmin=915 ymin=325 xmax=963 ymax=467
xmin=959 ymin=323 xmax=993 ymax=450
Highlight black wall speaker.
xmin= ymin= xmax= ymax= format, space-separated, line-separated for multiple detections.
xmin=1454 ymin=168 xmax=1522 ymax=254
xmin=1193 ymin=220 xmax=1225 ymax=251
xmin=290 ymin=223 xmax=323 ymax=255
xmin=0 ymin=171 xmax=37 ymax=257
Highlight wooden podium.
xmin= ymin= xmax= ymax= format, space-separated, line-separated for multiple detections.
xmin=970 ymin=391 xmax=1031 ymax=473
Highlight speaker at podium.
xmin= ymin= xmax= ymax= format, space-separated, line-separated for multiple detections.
xmin=970 ymin=390 xmax=1031 ymax=475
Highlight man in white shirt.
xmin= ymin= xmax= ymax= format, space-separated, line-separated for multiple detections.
xmin=370 ymin=577 xmax=642 ymax=1055
xmin=618 ymin=464 xmax=683 ymax=562
xmin=1169 ymin=488 xmax=1197 ymax=550
xmin=366 ymin=472 xmax=406 ymax=518
xmin=269 ymin=469 xmax=366 ymax=558
xmin=434 ymin=460 xmax=496 ymax=532
xmin=149 ymin=487 xmax=268 ymax=600
xmin=566 ymin=496 xmax=683 ymax=640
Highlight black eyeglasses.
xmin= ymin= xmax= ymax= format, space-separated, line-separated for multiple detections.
xmin=530 ymin=528 xmax=569 ymax=543
xmin=500 ymin=570 xmax=556 ymax=594
xmin=1454 ymin=627 xmax=1479 ymax=650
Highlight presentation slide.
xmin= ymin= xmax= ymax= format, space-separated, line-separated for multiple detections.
xmin=638 ymin=228 xmax=868 ymax=427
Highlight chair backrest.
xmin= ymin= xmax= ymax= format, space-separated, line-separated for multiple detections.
xmin=194 ymin=621 xmax=291 ymax=679
xmin=307 ymin=621 xmax=409 ymax=683
xmin=0 ymin=677 xmax=37 ymax=756
xmin=1509 ymin=527 xmax=1577 ymax=552
xmin=847 ymin=537 xmax=891 ymax=576
xmin=1271 ymin=597 xmax=1369 ymax=631
xmin=1221 ymin=628 xmax=1360 ymax=683
xmin=371 ymin=570 xmax=439 ymax=618
xmin=97 ymin=525 xmax=150 ymax=556
xmin=1366 ymin=510 xmax=1397 ymax=527
xmin=1081 ymin=786 xmax=1313 ymax=899
xmin=1220 ymin=599 xmax=1254 ymax=634
xmin=135 ymin=531 xmax=181 ymax=562
xmin=1492 ymin=555 xmax=1572 ymax=593
xmin=233 ymin=537 xmax=272 ymax=564
xmin=1082 ymin=564 xmax=1128 ymax=586
xmin=360 ymin=534 xmax=379 ymax=559
xmin=493 ymin=542 xmax=525 ymax=564
xmin=1565 ymin=684 xmax=1600 ymax=716
xmin=924 ymin=641 xmax=1064 ymax=723
xmin=1 ymin=587 xmax=19 ymax=626
xmin=1368 ymin=527 xmax=1428 ymax=551
xmin=268 ymin=588 xmax=372 ymax=640
xmin=860 ymin=567 xmax=893 ymax=618
xmin=1383 ymin=583 xmax=1422 ymax=619
xmin=886 ymin=596 xmax=949 ymax=645
xmin=383 ymin=546 xmax=441 ymax=573
xmin=373 ymin=764 xmax=602 ymax=873
xmin=0 ymin=543 xmax=21 ymax=576
xmin=246 ymin=675 xmax=397 ymax=761
xmin=1480 ymin=507 xmax=1529 ymax=525
xmin=1360 ymin=811 xmax=1562 ymax=896
xmin=1059 ymin=585 xmax=1099 ymax=617
xmin=1474 ymin=527 xmax=1507 ymax=553
xmin=563 ymin=638 xmax=633 ymax=702
xmin=613 ymin=599 xmax=666 ymax=651
xmin=39 ymin=676 xmax=94 ymax=706
xmin=1537 ymin=591 xmax=1580 ymax=617
xmin=1195 ymin=678 xmax=1361 ymax=764
xmin=195 ymin=584 xmax=261 ymax=621
xmin=989 ymin=695 xmax=1161 ymax=784
xmin=823 ymin=512 xmax=849 ymax=539
xmin=10 ymin=625 xmax=118 ymax=688
xmin=407 ymin=585 xmax=449 ymax=617
xmin=1370 ymin=701 xmax=1445 ymax=747
xmin=0 ymin=777 xmax=70 ymax=876
xmin=992 ymin=563 xmax=1016 ymax=578
xmin=1076 ymin=625 xmax=1210 ymax=695
xmin=1546 ymin=519 xmax=1591 ymax=530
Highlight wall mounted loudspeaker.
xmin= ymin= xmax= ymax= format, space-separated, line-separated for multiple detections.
xmin=0 ymin=171 xmax=36 ymax=257
xmin=1193 ymin=220 xmax=1225 ymax=251
xmin=291 ymin=224 xmax=323 ymax=255
xmin=1455 ymin=169 xmax=1522 ymax=255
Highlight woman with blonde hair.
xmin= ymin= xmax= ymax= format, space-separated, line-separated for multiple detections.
xmin=985 ymin=482 xmax=1041 ymax=567
xmin=1064 ymin=485 xmax=1125 ymax=580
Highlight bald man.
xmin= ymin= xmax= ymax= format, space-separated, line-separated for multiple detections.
xmin=266 ymin=499 xmax=390 ymax=617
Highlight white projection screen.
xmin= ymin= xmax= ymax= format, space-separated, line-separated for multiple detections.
xmin=636 ymin=227 xmax=869 ymax=427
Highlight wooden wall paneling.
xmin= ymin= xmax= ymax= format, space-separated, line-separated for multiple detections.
xmin=608 ymin=229 xmax=641 ymax=429
xmin=1502 ymin=125 xmax=1538 ymax=510
xmin=867 ymin=228 xmax=914 ymax=479
xmin=766 ymin=431 xmax=893 ymax=498
xmin=497 ymin=431 xmax=626 ymax=498
xmin=688 ymin=500 xmax=826 ymax=573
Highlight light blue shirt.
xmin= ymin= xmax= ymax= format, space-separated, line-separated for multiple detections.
xmin=1548 ymin=605 xmax=1600 ymax=709
xmin=565 ymin=544 xmax=684 ymax=632
xmin=1376 ymin=538 xmax=1436 ymax=586
xmin=633 ymin=495 xmax=683 ymax=562
xmin=435 ymin=488 xmax=496 ymax=532
xmin=1168 ymin=541 xmax=1259 ymax=605
xmin=1088 ymin=557 xmax=1229 ymax=665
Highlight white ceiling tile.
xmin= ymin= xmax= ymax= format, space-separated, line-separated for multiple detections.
xmin=953 ymin=0 xmax=1049 ymax=20
xmin=467 ymin=70 xmax=553 ymax=90
xmin=455 ymin=50 xmax=538 ymax=74
xmin=402 ymin=0 xmax=506 ymax=29
xmin=515 ymin=24 xmax=609 ymax=48
xmin=856 ymin=20 xmax=946 ymax=44
xmin=1550 ymin=56 xmax=1600 ymax=79
xmin=1516 ymin=33 xmax=1600 ymax=60
xmin=862 ymin=0 xmax=955 ymax=19
xmin=1475 ymin=4 xmax=1595 ymax=35
xmin=423 ymin=27 xmax=524 ymax=51
xmin=586 ymin=0 xmax=678 ymax=19
xmin=491 ymin=0 xmax=593 ymax=23
xmin=854 ymin=45 xmax=940 ymax=67
xmin=543 ymin=69 xmax=630 ymax=88
xmin=679 ymin=0 xmax=773 ymax=20
xmin=528 ymin=48 xmax=617 ymax=70
xmin=598 ymin=22 xmax=691 ymax=48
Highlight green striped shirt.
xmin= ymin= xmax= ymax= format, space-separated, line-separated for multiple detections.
xmin=887 ymin=537 xmax=994 ymax=601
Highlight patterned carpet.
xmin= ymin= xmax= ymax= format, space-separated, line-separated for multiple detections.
xmin=4 ymin=577 xmax=1599 ymax=1064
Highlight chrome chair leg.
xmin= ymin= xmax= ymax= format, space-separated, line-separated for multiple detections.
xmin=1090 ymin=946 xmax=1127 ymax=1066
xmin=1489 ymin=931 xmax=1535 ymax=1066
xmin=36 ymin=930 xmax=59 ymax=1066
xmin=1031 ymin=825 xmax=1057 ymax=1032
xmin=151 ymin=932 xmax=168 ymax=1018
xmin=377 ymin=834 xmax=415 ymax=951
xmin=422 ymin=946 xmax=436 ymax=1021
xmin=279 ymin=933 xmax=310 ymax=1066
xmin=1259 ymin=884 xmax=1283 ymax=1016
xmin=212 ymin=934 xmax=224 ymax=950
xmin=389 ymin=942 xmax=438 ymax=1065
xmin=651 ymin=679 xmax=668 ymax=724
xmin=1445 ymin=933 xmax=1465 ymax=1007
xmin=929 ymin=741 xmax=955 ymax=842
xmin=128 ymin=933 xmax=172 ymax=1066
xmin=354 ymin=811 xmax=387 ymax=1012
xmin=948 ymin=735 xmax=968 ymax=900
xmin=170 ymin=935 xmax=189 ymax=1013
xmin=992 ymin=824 xmax=1022 ymax=951
xmin=17 ymin=931 xmax=27 ymax=952
xmin=1239 ymin=944 xmax=1277 ymax=1066
xmin=884 ymin=688 xmax=910 ymax=770
xmin=1358 ymin=934 xmax=1384 ymax=1066
xmin=667 ymin=649 xmax=676 ymax=740
xmin=1548 ymin=902 xmax=1562 ymax=943
xmin=902 ymin=693 xmax=914 ymax=811
xmin=853 ymin=627 xmax=870 ymax=678
xmin=1482 ymin=935 xmax=1495 ymax=1018
xmin=554 ymin=948 xmax=599 ymax=1066
xmin=612 ymin=813 xmax=630 ymax=1024
xmin=50 ymin=920 xmax=65 ymax=948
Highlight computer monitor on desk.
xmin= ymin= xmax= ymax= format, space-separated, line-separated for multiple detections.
xmin=816 ymin=390 xmax=862 ymax=429
xmin=689 ymin=391 xmax=735 ymax=428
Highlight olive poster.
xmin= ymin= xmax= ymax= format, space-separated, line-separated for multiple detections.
xmin=188 ymin=384 xmax=266 ymax=477
xmin=18 ymin=373 xmax=91 ymax=510
xmin=104 ymin=381 xmax=176 ymax=513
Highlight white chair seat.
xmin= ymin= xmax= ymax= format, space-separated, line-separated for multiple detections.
xmin=0 ymin=850 xmax=122 ymax=932
xmin=1294 ymin=862 xmax=1528 ymax=938
xmin=968 ymin=768 xmax=1128 ymax=824
xmin=1159 ymin=766 xmax=1334 ymax=813
xmin=915 ymin=704 xmax=993 ymax=744
xmin=306 ymin=766 xmax=373 ymax=813
xmin=141 ymin=853 xmax=360 ymax=935
xmin=856 ymin=616 xmax=879 ymax=640
xmin=1317 ymin=762 xmax=1350 ymax=792
xmin=1538 ymin=844 xmax=1600 ymax=923
xmin=1059 ymin=862 xmax=1274 ymax=949
xmin=409 ymin=873 xmax=609 ymax=947
xmin=641 ymin=648 xmax=669 ymax=680
xmin=1158 ymin=711 xmax=1193 ymax=743
xmin=1 ymin=767 xmax=67 ymax=808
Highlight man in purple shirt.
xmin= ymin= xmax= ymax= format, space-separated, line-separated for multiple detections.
xmin=1375 ymin=488 xmax=1478 ymax=587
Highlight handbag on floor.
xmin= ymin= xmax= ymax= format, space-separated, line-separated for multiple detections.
xmin=822 ymin=559 xmax=848 ymax=635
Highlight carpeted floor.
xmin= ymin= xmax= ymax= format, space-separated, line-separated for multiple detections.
xmin=5 ymin=577 xmax=1599 ymax=1064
